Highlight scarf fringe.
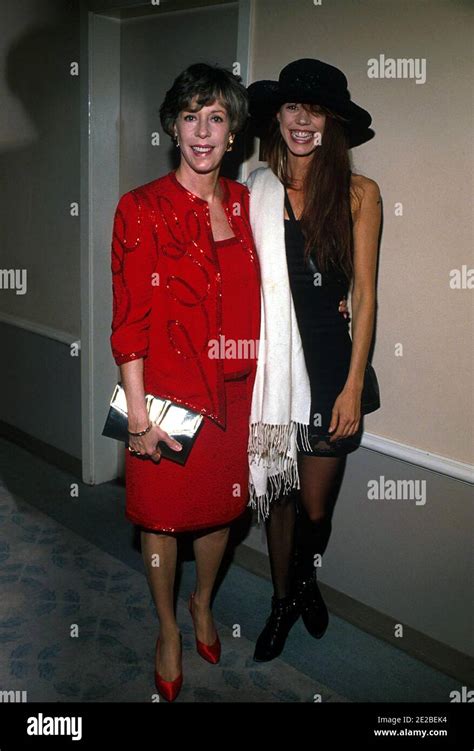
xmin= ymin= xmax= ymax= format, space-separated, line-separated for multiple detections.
xmin=248 ymin=420 xmax=312 ymax=460
xmin=247 ymin=420 xmax=312 ymax=522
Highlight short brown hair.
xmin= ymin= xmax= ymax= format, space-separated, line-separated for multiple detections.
xmin=160 ymin=63 xmax=248 ymax=138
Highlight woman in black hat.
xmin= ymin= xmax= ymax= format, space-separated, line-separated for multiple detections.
xmin=246 ymin=59 xmax=381 ymax=661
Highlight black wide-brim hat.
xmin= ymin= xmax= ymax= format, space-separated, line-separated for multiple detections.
xmin=247 ymin=58 xmax=374 ymax=148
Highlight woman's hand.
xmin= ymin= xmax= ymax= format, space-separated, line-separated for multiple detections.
xmin=338 ymin=297 xmax=350 ymax=320
xmin=129 ymin=423 xmax=182 ymax=463
xmin=328 ymin=387 xmax=361 ymax=443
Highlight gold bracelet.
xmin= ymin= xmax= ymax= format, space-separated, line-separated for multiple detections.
xmin=128 ymin=421 xmax=152 ymax=437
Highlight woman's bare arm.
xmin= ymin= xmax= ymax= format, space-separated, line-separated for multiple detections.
xmin=121 ymin=358 xmax=148 ymax=433
xmin=346 ymin=176 xmax=381 ymax=392
xmin=329 ymin=176 xmax=381 ymax=441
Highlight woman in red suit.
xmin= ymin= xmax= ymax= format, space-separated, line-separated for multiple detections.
xmin=109 ymin=63 xmax=260 ymax=701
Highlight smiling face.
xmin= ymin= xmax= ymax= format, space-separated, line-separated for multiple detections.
xmin=277 ymin=103 xmax=326 ymax=156
xmin=173 ymin=95 xmax=232 ymax=175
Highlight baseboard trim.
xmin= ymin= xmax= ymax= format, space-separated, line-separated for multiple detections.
xmin=0 ymin=421 xmax=82 ymax=480
xmin=0 ymin=311 xmax=78 ymax=346
xmin=233 ymin=543 xmax=474 ymax=688
xmin=362 ymin=432 xmax=473 ymax=484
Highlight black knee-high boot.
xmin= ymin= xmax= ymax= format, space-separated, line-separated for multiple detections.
xmin=253 ymin=592 xmax=301 ymax=662
xmin=293 ymin=505 xmax=330 ymax=639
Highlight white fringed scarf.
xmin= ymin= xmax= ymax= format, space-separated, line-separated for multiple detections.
xmin=246 ymin=166 xmax=313 ymax=522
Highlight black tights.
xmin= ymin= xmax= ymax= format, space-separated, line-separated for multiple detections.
xmin=265 ymin=454 xmax=345 ymax=598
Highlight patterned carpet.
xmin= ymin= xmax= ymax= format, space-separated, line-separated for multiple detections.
xmin=0 ymin=485 xmax=348 ymax=702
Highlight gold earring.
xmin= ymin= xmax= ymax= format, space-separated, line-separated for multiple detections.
xmin=226 ymin=134 xmax=235 ymax=152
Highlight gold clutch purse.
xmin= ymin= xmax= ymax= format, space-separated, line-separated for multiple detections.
xmin=102 ymin=383 xmax=204 ymax=465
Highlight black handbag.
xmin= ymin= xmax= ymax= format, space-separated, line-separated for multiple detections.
xmin=361 ymin=362 xmax=380 ymax=414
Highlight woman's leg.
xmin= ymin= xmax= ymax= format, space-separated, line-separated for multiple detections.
xmin=293 ymin=454 xmax=345 ymax=638
xmin=265 ymin=489 xmax=297 ymax=598
xmin=296 ymin=454 xmax=345 ymax=575
xmin=253 ymin=489 xmax=300 ymax=662
xmin=141 ymin=529 xmax=181 ymax=681
xmin=191 ymin=525 xmax=230 ymax=643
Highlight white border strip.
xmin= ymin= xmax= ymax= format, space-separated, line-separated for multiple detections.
xmin=0 ymin=311 xmax=79 ymax=347
xmin=362 ymin=432 xmax=473 ymax=484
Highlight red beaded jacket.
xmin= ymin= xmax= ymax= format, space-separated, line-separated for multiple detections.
xmin=110 ymin=170 xmax=261 ymax=430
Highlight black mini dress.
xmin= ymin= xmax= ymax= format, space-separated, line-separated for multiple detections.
xmin=284 ymin=188 xmax=363 ymax=456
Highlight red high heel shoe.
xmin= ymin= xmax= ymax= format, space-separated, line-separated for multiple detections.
xmin=154 ymin=634 xmax=183 ymax=702
xmin=188 ymin=593 xmax=221 ymax=664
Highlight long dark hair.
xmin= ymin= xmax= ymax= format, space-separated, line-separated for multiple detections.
xmin=263 ymin=104 xmax=361 ymax=284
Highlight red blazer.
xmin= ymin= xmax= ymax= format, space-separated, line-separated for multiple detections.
xmin=110 ymin=170 xmax=261 ymax=430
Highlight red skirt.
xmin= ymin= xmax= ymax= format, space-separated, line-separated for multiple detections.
xmin=124 ymin=374 xmax=252 ymax=532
